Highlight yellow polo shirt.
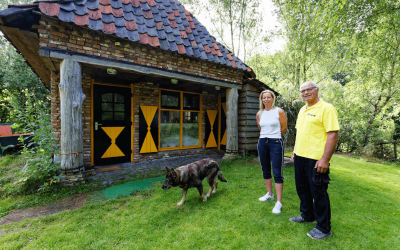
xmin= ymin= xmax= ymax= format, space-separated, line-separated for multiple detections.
xmin=294 ymin=100 xmax=340 ymax=160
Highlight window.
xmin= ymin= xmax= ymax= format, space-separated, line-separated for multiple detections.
xmin=160 ymin=90 xmax=201 ymax=150
xmin=101 ymin=93 xmax=125 ymax=121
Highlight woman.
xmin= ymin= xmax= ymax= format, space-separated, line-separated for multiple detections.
xmin=256 ymin=90 xmax=287 ymax=214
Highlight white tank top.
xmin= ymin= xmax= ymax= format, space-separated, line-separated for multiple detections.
xmin=259 ymin=108 xmax=281 ymax=139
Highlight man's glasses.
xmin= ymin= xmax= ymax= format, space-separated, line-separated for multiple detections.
xmin=300 ymin=87 xmax=316 ymax=94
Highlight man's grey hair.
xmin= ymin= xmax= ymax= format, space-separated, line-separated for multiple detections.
xmin=300 ymin=81 xmax=318 ymax=90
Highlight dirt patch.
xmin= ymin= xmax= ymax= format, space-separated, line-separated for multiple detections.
xmin=0 ymin=193 xmax=88 ymax=226
xmin=94 ymin=165 xmax=121 ymax=173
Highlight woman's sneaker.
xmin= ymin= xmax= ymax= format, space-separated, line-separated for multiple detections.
xmin=259 ymin=192 xmax=274 ymax=201
xmin=272 ymin=201 xmax=282 ymax=214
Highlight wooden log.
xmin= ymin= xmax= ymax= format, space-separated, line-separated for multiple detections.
xmin=238 ymin=108 xmax=258 ymax=115
xmin=238 ymin=126 xmax=259 ymax=132
xmin=59 ymin=59 xmax=86 ymax=172
xmin=239 ymin=90 xmax=259 ymax=98
xmin=394 ymin=142 xmax=397 ymax=159
xmin=239 ymin=102 xmax=259 ymax=109
xmin=238 ymin=96 xmax=259 ymax=104
xmin=239 ymin=132 xmax=260 ymax=138
xmin=239 ymin=114 xmax=257 ymax=120
xmin=226 ymin=88 xmax=238 ymax=154
xmin=238 ymin=120 xmax=257 ymax=126
xmin=239 ymin=144 xmax=257 ymax=150
xmin=239 ymin=137 xmax=259 ymax=144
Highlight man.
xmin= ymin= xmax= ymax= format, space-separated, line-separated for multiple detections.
xmin=290 ymin=81 xmax=339 ymax=240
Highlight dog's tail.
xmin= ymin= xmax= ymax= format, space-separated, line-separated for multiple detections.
xmin=217 ymin=170 xmax=227 ymax=182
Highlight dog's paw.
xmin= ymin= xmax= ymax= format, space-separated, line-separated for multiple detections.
xmin=212 ymin=190 xmax=217 ymax=194
xmin=203 ymin=197 xmax=208 ymax=202
xmin=177 ymin=202 xmax=183 ymax=206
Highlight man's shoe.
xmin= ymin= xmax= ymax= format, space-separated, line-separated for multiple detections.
xmin=289 ymin=215 xmax=315 ymax=223
xmin=307 ymin=228 xmax=332 ymax=240
xmin=259 ymin=192 xmax=274 ymax=201
xmin=272 ymin=201 xmax=282 ymax=214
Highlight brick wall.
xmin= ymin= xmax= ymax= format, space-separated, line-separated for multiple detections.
xmin=38 ymin=16 xmax=243 ymax=83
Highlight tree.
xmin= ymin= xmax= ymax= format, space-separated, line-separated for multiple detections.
xmin=179 ymin=0 xmax=264 ymax=62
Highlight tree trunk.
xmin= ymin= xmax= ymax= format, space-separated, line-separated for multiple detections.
xmin=226 ymin=88 xmax=238 ymax=155
xmin=59 ymin=59 xmax=86 ymax=172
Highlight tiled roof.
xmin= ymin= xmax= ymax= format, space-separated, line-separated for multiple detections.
xmin=36 ymin=0 xmax=249 ymax=71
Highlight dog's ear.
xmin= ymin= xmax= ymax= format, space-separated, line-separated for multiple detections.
xmin=166 ymin=167 xmax=171 ymax=172
xmin=173 ymin=170 xmax=179 ymax=181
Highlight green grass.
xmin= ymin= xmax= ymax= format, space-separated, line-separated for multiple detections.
xmin=0 ymin=155 xmax=399 ymax=249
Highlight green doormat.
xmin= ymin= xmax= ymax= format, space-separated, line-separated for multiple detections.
xmin=102 ymin=177 xmax=165 ymax=200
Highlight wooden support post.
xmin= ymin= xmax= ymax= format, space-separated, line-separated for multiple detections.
xmin=225 ymin=88 xmax=238 ymax=158
xmin=59 ymin=59 xmax=86 ymax=186
xmin=394 ymin=142 xmax=397 ymax=160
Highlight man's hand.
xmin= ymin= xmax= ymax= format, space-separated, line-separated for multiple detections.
xmin=315 ymin=158 xmax=329 ymax=173
xmin=315 ymin=131 xmax=338 ymax=173
xmin=291 ymin=152 xmax=295 ymax=162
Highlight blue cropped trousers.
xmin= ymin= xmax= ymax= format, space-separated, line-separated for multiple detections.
xmin=257 ymin=137 xmax=284 ymax=183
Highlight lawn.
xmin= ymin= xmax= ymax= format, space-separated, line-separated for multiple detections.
xmin=0 ymin=155 xmax=399 ymax=249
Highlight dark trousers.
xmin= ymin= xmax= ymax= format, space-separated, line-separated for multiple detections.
xmin=294 ymin=154 xmax=331 ymax=233
xmin=257 ymin=137 xmax=284 ymax=183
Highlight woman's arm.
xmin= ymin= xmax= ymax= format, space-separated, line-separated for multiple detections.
xmin=256 ymin=111 xmax=261 ymax=131
xmin=278 ymin=108 xmax=287 ymax=137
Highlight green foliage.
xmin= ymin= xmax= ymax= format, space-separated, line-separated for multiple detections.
xmin=0 ymin=36 xmax=50 ymax=127
xmin=246 ymin=0 xmax=400 ymax=155
xmin=0 ymin=33 xmax=55 ymax=193
xmin=18 ymin=108 xmax=60 ymax=194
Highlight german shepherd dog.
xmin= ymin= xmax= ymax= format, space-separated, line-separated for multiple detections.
xmin=162 ymin=158 xmax=227 ymax=206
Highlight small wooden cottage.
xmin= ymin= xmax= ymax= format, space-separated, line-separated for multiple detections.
xmin=0 ymin=0 xmax=275 ymax=185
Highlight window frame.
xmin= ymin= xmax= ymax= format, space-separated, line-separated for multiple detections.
xmin=159 ymin=89 xmax=202 ymax=151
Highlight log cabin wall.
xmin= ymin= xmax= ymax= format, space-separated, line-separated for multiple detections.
xmin=238 ymin=84 xmax=261 ymax=156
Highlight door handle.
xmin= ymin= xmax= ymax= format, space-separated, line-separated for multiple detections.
xmin=95 ymin=122 xmax=102 ymax=130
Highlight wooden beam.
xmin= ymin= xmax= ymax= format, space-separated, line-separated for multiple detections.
xmin=39 ymin=48 xmax=243 ymax=89
xmin=226 ymin=88 xmax=238 ymax=154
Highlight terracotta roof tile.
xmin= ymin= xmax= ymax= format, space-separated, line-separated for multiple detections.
xmin=39 ymin=2 xmax=60 ymax=17
xmin=139 ymin=33 xmax=149 ymax=44
xmin=177 ymin=44 xmax=185 ymax=54
xmin=75 ymin=14 xmax=89 ymax=25
xmin=103 ymin=21 xmax=116 ymax=34
xmin=125 ymin=19 xmax=137 ymax=30
xmin=99 ymin=0 xmax=110 ymax=5
xmin=36 ymin=0 xmax=249 ymax=71
xmin=131 ymin=0 xmax=140 ymax=8
xmin=99 ymin=4 xmax=112 ymax=14
xmin=149 ymin=35 xmax=160 ymax=46
xmin=179 ymin=30 xmax=187 ymax=39
xmin=142 ymin=10 xmax=153 ymax=18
